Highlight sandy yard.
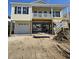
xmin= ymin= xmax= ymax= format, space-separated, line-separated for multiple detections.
xmin=8 ymin=35 xmax=69 ymax=59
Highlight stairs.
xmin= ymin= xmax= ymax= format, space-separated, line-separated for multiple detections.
xmin=54 ymin=22 xmax=63 ymax=34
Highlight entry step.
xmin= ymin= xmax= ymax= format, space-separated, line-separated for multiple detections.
xmin=33 ymin=33 xmax=50 ymax=38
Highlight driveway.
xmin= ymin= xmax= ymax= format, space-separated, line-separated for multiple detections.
xmin=8 ymin=35 xmax=68 ymax=59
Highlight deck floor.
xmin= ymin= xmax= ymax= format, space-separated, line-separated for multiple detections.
xmin=8 ymin=35 xmax=66 ymax=59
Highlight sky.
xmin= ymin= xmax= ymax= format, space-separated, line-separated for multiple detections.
xmin=8 ymin=0 xmax=70 ymax=16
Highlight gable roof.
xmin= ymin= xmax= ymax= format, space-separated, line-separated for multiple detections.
xmin=11 ymin=0 xmax=47 ymax=4
xmin=32 ymin=0 xmax=47 ymax=4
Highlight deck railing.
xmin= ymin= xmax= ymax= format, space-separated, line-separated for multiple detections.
xmin=32 ymin=13 xmax=52 ymax=18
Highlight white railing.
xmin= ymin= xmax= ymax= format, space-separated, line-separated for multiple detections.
xmin=32 ymin=13 xmax=51 ymax=18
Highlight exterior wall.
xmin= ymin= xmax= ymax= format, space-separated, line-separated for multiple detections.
xmin=11 ymin=4 xmax=32 ymax=21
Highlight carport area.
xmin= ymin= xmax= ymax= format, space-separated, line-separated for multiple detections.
xmin=32 ymin=19 xmax=52 ymax=34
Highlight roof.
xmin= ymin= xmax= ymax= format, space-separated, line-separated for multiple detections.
xmin=32 ymin=0 xmax=47 ymax=4
xmin=11 ymin=0 xmax=68 ymax=8
xmin=11 ymin=0 xmax=47 ymax=3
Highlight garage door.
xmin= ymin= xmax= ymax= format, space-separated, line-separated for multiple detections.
xmin=14 ymin=23 xmax=30 ymax=34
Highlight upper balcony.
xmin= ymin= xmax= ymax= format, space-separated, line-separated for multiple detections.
xmin=32 ymin=7 xmax=62 ymax=19
xmin=32 ymin=11 xmax=61 ymax=19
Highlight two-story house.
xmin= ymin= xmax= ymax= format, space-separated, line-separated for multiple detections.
xmin=11 ymin=0 xmax=68 ymax=34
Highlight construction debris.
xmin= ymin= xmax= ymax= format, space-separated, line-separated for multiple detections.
xmin=53 ymin=28 xmax=70 ymax=42
xmin=55 ymin=43 xmax=70 ymax=59
xmin=53 ymin=28 xmax=70 ymax=59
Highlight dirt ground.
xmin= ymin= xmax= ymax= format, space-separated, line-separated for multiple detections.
xmin=8 ymin=35 xmax=69 ymax=59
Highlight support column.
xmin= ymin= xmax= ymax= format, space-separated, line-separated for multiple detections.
xmin=30 ymin=21 xmax=32 ymax=34
xmin=51 ymin=8 xmax=55 ymax=34
xmin=51 ymin=8 xmax=53 ymax=18
xmin=30 ymin=6 xmax=32 ymax=35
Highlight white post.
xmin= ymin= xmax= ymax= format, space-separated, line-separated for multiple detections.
xmin=30 ymin=6 xmax=32 ymax=34
xmin=51 ymin=8 xmax=53 ymax=18
xmin=51 ymin=8 xmax=55 ymax=34
xmin=60 ymin=9 xmax=63 ymax=17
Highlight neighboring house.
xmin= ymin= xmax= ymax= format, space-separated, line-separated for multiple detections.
xmin=8 ymin=16 xmax=11 ymax=21
xmin=8 ymin=16 xmax=11 ymax=36
xmin=8 ymin=16 xmax=14 ymax=35
xmin=63 ymin=12 xmax=70 ymax=22
xmin=11 ymin=0 xmax=68 ymax=34
xmin=62 ymin=12 xmax=70 ymax=29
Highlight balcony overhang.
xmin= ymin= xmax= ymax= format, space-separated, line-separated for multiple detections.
xmin=32 ymin=4 xmax=67 ymax=9
xmin=32 ymin=17 xmax=51 ymax=19
xmin=32 ymin=19 xmax=52 ymax=21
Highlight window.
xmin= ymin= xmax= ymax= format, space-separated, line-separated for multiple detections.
xmin=14 ymin=6 xmax=29 ymax=14
xmin=53 ymin=11 xmax=60 ymax=17
xmin=15 ymin=6 xmax=17 ymax=14
xmin=49 ymin=11 xmax=51 ymax=14
xmin=17 ymin=7 xmax=21 ymax=14
xmin=44 ymin=11 xmax=47 ymax=13
xmin=23 ymin=7 xmax=29 ymax=14
xmin=44 ymin=11 xmax=47 ymax=17
xmin=33 ymin=11 xmax=37 ymax=17
xmin=27 ymin=7 xmax=29 ymax=14
xmin=38 ymin=11 xmax=42 ymax=17
xmin=33 ymin=11 xmax=37 ymax=13
xmin=14 ymin=6 xmax=21 ymax=14
xmin=38 ymin=11 xmax=42 ymax=13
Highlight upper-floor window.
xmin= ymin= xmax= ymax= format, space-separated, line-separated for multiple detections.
xmin=17 ymin=7 xmax=21 ymax=14
xmin=38 ymin=11 xmax=42 ymax=13
xmin=49 ymin=11 xmax=51 ymax=14
xmin=53 ymin=11 xmax=60 ymax=17
xmin=14 ymin=6 xmax=29 ymax=14
xmin=44 ymin=11 xmax=47 ymax=13
xmin=15 ymin=6 xmax=17 ymax=14
xmin=38 ymin=11 xmax=42 ymax=17
xmin=23 ymin=7 xmax=29 ymax=14
xmin=33 ymin=11 xmax=37 ymax=13
xmin=44 ymin=11 xmax=47 ymax=17
xmin=14 ymin=6 xmax=21 ymax=14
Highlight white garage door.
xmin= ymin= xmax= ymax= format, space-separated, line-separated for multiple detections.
xmin=14 ymin=23 xmax=30 ymax=34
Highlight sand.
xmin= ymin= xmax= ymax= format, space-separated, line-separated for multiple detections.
xmin=8 ymin=35 xmax=69 ymax=59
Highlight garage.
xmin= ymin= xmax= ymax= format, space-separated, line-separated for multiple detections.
xmin=14 ymin=23 xmax=30 ymax=34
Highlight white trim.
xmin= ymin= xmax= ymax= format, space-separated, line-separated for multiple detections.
xmin=51 ymin=8 xmax=53 ymax=18
xmin=14 ymin=6 xmax=30 ymax=14
xmin=21 ymin=6 xmax=23 ymax=14
xmin=15 ymin=6 xmax=21 ymax=14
